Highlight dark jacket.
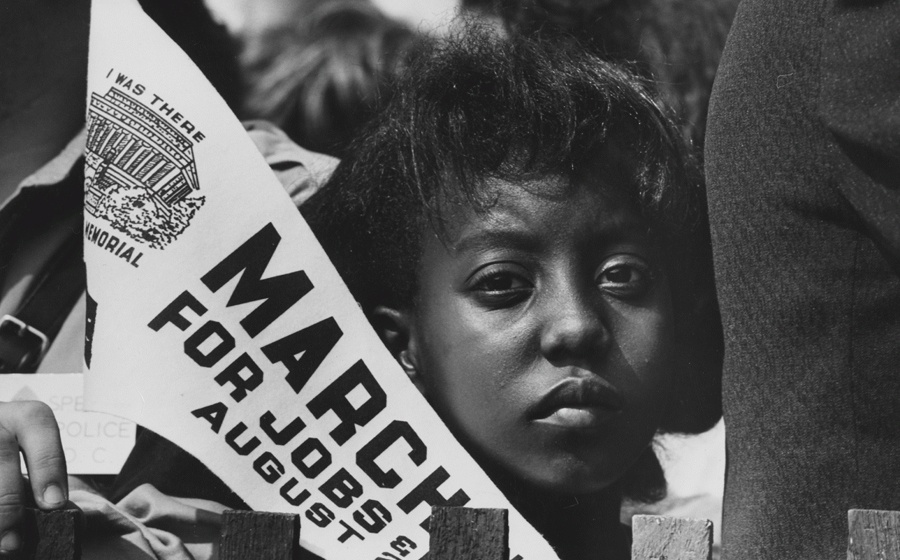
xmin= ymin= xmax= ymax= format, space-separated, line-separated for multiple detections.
xmin=705 ymin=0 xmax=900 ymax=558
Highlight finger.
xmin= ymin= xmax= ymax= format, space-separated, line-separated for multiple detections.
xmin=4 ymin=401 xmax=68 ymax=512
xmin=0 ymin=406 xmax=27 ymax=555
xmin=0 ymin=401 xmax=68 ymax=510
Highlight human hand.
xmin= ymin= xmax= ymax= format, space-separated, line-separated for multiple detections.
xmin=0 ymin=401 xmax=67 ymax=556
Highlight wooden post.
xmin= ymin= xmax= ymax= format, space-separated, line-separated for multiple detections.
xmin=848 ymin=509 xmax=900 ymax=560
xmin=22 ymin=507 xmax=83 ymax=560
xmin=631 ymin=515 xmax=713 ymax=560
xmin=430 ymin=507 xmax=509 ymax=560
xmin=219 ymin=510 xmax=301 ymax=560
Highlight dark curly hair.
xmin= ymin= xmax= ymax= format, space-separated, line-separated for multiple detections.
xmin=302 ymin=26 xmax=722 ymax=499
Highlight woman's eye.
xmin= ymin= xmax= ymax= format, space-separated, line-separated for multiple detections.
xmin=468 ymin=268 xmax=533 ymax=306
xmin=597 ymin=259 xmax=654 ymax=299
xmin=476 ymin=273 xmax=528 ymax=292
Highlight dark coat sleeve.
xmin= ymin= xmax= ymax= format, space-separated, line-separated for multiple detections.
xmin=820 ymin=0 xmax=900 ymax=263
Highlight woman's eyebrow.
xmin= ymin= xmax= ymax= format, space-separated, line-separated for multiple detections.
xmin=451 ymin=228 xmax=541 ymax=254
xmin=451 ymin=216 xmax=649 ymax=255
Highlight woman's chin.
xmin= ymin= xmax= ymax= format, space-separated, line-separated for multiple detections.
xmin=493 ymin=459 xmax=620 ymax=499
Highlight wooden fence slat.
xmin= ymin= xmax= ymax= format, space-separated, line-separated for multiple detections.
xmin=22 ymin=504 xmax=900 ymax=560
xmin=429 ymin=507 xmax=508 ymax=560
xmin=219 ymin=510 xmax=300 ymax=560
xmin=22 ymin=507 xmax=82 ymax=560
xmin=631 ymin=515 xmax=713 ymax=560
xmin=848 ymin=509 xmax=900 ymax=560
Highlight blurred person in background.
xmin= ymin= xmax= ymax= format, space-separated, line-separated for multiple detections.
xmin=0 ymin=0 xmax=242 ymax=375
xmin=240 ymin=0 xmax=420 ymax=157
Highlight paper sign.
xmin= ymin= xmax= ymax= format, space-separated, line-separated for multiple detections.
xmin=0 ymin=374 xmax=135 ymax=475
xmin=83 ymin=1 xmax=558 ymax=559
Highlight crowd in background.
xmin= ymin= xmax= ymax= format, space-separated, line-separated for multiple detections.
xmin=3 ymin=0 xmax=899 ymax=558
xmin=201 ymin=0 xmax=738 ymax=154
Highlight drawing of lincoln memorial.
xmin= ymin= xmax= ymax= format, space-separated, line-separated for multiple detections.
xmin=85 ymin=88 xmax=199 ymax=216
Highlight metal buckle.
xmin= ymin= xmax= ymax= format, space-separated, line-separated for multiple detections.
xmin=0 ymin=314 xmax=49 ymax=369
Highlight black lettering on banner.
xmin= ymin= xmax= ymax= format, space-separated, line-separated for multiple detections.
xmin=260 ymin=411 xmax=306 ymax=445
xmin=397 ymin=467 xmax=470 ymax=530
xmin=84 ymin=288 xmax=97 ymax=368
xmin=253 ymin=451 xmax=285 ymax=483
xmin=319 ymin=468 xmax=363 ymax=508
xmin=185 ymin=321 xmax=236 ymax=367
xmin=214 ymin=353 xmax=263 ymax=402
xmin=280 ymin=478 xmax=312 ymax=507
xmin=391 ymin=536 xmax=416 ymax=556
xmin=127 ymin=249 xmax=141 ymax=267
xmin=307 ymin=360 xmax=387 ymax=446
xmin=305 ymin=503 xmax=335 ymax=528
xmin=337 ymin=520 xmax=364 ymax=543
xmin=353 ymin=500 xmax=392 ymax=534
xmin=262 ymin=317 xmax=343 ymax=394
xmin=225 ymin=422 xmax=261 ymax=455
xmin=149 ymin=291 xmax=207 ymax=331
xmin=292 ymin=438 xmax=332 ymax=479
xmin=192 ymin=402 xmax=228 ymax=433
xmin=357 ymin=421 xmax=426 ymax=489
xmin=201 ymin=223 xmax=314 ymax=338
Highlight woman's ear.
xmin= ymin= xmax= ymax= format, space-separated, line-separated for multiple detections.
xmin=372 ymin=305 xmax=425 ymax=395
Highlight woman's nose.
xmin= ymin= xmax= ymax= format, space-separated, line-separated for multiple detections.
xmin=539 ymin=285 xmax=611 ymax=367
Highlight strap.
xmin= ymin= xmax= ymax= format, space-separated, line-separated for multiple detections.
xmin=0 ymin=231 xmax=84 ymax=373
xmin=0 ymin=210 xmax=23 ymax=291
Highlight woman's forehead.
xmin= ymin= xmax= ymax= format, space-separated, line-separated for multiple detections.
xmin=436 ymin=177 xmax=647 ymax=251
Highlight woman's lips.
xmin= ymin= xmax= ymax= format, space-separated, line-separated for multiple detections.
xmin=535 ymin=406 xmax=620 ymax=429
xmin=528 ymin=378 xmax=624 ymax=429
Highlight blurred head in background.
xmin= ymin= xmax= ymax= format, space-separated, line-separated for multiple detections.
xmin=242 ymin=0 xmax=420 ymax=157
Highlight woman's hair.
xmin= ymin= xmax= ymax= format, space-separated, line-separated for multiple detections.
xmin=241 ymin=0 xmax=419 ymax=157
xmin=303 ymin=27 xmax=722 ymax=488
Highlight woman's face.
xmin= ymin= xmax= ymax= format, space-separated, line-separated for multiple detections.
xmin=393 ymin=176 xmax=675 ymax=495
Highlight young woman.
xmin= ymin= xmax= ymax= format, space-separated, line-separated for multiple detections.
xmin=301 ymin=27 xmax=723 ymax=559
